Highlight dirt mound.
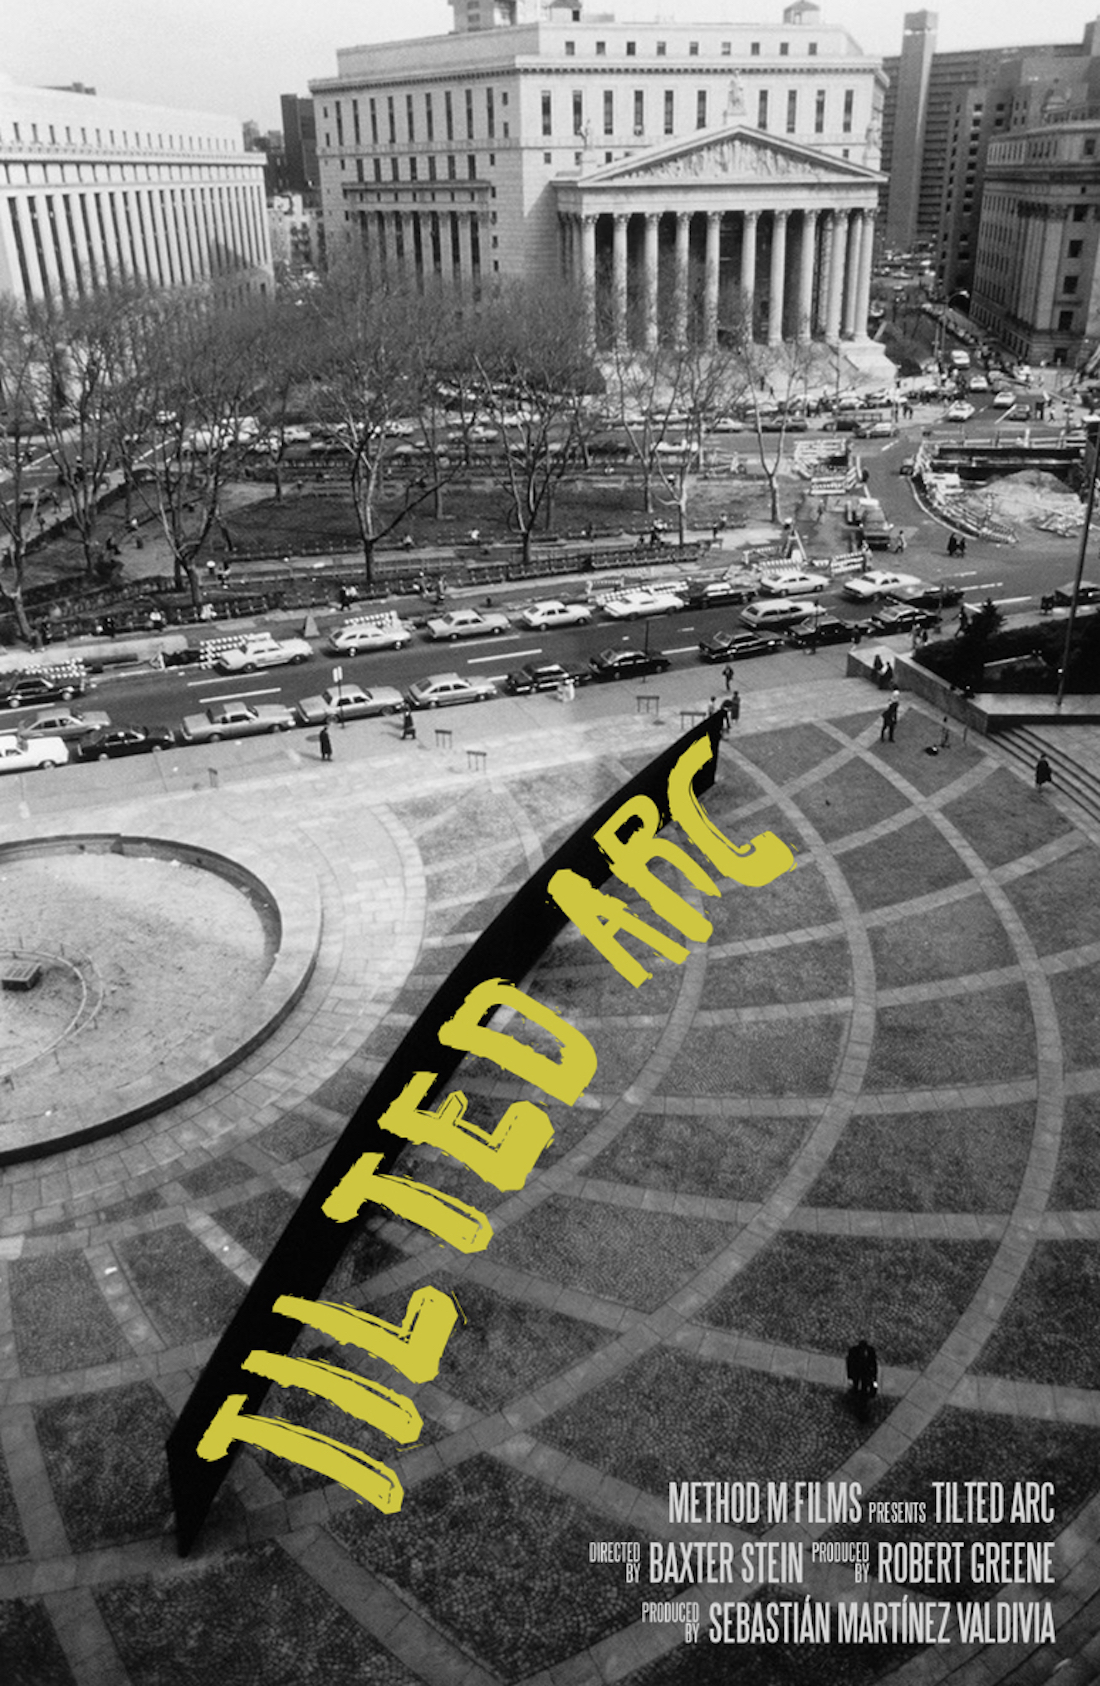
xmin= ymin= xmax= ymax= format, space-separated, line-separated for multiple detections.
xmin=984 ymin=469 xmax=1082 ymax=528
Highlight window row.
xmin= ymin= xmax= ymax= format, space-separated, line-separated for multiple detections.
xmin=0 ymin=121 xmax=237 ymax=153
xmin=560 ymin=38 xmax=820 ymax=59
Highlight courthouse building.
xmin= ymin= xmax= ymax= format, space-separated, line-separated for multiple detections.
xmin=311 ymin=0 xmax=887 ymax=353
xmin=0 ymin=76 xmax=273 ymax=305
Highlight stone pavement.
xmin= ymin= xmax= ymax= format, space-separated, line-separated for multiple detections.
xmin=2 ymin=657 xmax=1100 ymax=1686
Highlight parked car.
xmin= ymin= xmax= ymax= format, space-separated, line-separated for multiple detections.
xmin=992 ymin=389 xmax=1017 ymax=409
xmin=888 ymin=582 xmax=964 ymax=611
xmin=787 ymin=614 xmax=858 ymax=647
xmin=870 ymin=605 xmax=942 ymax=634
xmin=686 ymin=577 xmax=757 ymax=608
xmin=78 ymin=724 xmax=175 ymax=759
xmin=968 ymin=374 xmax=990 ymax=392
xmin=0 ymin=732 xmax=68 ymax=772
xmin=1053 ymin=581 xmax=1100 ymax=606
xmin=212 ymin=633 xmax=312 ymax=673
xmin=518 ymin=599 xmax=593 ymax=630
xmin=587 ymin=647 xmax=672 ymax=682
xmin=425 ymin=608 xmax=510 ymax=640
xmin=503 ymin=662 xmax=590 ymax=695
xmin=944 ymin=401 xmax=976 ymax=422
xmin=0 ymin=671 xmax=86 ymax=709
xmin=757 ymin=569 xmax=829 ymax=596
xmin=327 ymin=617 xmax=411 ymax=655
xmin=698 ymin=628 xmax=782 ymax=662
xmin=740 ymin=599 xmax=810 ymax=631
xmin=841 ymin=569 xmax=922 ymax=603
xmin=295 ymin=683 xmax=404 ymax=726
xmin=598 ymin=586 xmax=685 ymax=619
xmin=20 ymin=707 xmax=110 ymax=741
xmin=179 ymin=702 xmax=296 ymax=742
xmin=406 ymin=672 xmax=497 ymax=708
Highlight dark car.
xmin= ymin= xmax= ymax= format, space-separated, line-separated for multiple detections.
xmin=1053 ymin=581 xmax=1100 ymax=606
xmin=686 ymin=578 xmax=757 ymax=608
xmin=870 ymin=605 xmax=942 ymax=634
xmin=698 ymin=628 xmax=781 ymax=663
xmin=888 ymin=582 xmax=964 ymax=611
xmin=588 ymin=647 xmax=672 ymax=682
xmin=786 ymin=615 xmax=858 ymax=647
xmin=78 ymin=724 xmax=175 ymax=759
xmin=503 ymin=662 xmax=590 ymax=695
xmin=0 ymin=671 xmax=86 ymax=709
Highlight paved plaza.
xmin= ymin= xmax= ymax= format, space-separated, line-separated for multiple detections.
xmin=1 ymin=662 xmax=1099 ymax=1686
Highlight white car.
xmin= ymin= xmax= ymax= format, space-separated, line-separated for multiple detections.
xmin=213 ymin=633 xmax=312 ymax=673
xmin=407 ymin=672 xmax=496 ymax=708
xmin=598 ymin=586 xmax=685 ymax=619
xmin=944 ymin=401 xmax=976 ymax=422
xmin=295 ymin=683 xmax=404 ymax=726
xmin=519 ymin=599 xmax=593 ymax=630
xmin=758 ymin=569 xmax=829 ymax=596
xmin=968 ymin=375 xmax=990 ymax=392
xmin=20 ymin=707 xmax=111 ymax=741
xmin=842 ymin=569 xmax=923 ymax=602
xmin=425 ymin=608 xmax=510 ymax=640
xmin=992 ymin=389 xmax=1017 ymax=409
xmin=0 ymin=732 xmax=68 ymax=772
xmin=327 ymin=618 xmax=411 ymax=655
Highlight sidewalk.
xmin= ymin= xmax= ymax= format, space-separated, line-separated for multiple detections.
xmin=1 ymin=657 xmax=1100 ymax=1685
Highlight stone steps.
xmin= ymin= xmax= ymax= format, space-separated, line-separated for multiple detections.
xmin=996 ymin=724 xmax=1100 ymax=834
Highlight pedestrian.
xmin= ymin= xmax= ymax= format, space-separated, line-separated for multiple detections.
xmin=1035 ymin=754 xmax=1053 ymax=792
xmin=958 ymin=536 xmax=967 ymax=557
xmin=880 ymin=699 xmax=898 ymax=742
xmin=708 ymin=695 xmax=718 ymax=716
xmin=939 ymin=716 xmax=951 ymax=750
xmin=957 ymin=604 xmax=970 ymax=633
xmin=893 ymin=529 xmax=907 ymax=553
xmin=400 ymin=705 xmax=417 ymax=741
xmin=871 ymin=653 xmax=883 ymax=684
xmin=947 ymin=533 xmax=958 ymax=558
xmin=319 ymin=723 xmax=333 ymax=762
xmin=721 ymin=664 xmax=734 ymax=692
xmin=728 ymin=690 xmax=741 ymax=724
xmin=846 ymin=1339 xmax=879 ymax=1414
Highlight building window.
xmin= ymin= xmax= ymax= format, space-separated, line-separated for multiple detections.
xmin=787 ymin=90 xmax=798 ymax=132
xmin=425 ymin=94 xmax=434 ymax=141
xmin=815 ymin=89 xmax=826 ymax=133
xmin=573 ymin=91 xmax=584 ymax=133
xmin=335 ymin=105 xmax=344 ymax=144
xmin=626 ymin=41 xmax=636 ymax=56
xmin=596 ymin=41 xmax=606 ymax=56
xmin=842 ymin=90 xmax=854 ymax=133
xmin=751 ymin=41 xmax=761 ymax=56
xmin=468 ymin=155 xmax=477 ymax=178
xmin=1058 ymin=309 xmax=1075 ymax=330
xmin=352 ymin=101 xmax=361 ymax=145
xmin=544 ymin=151 xmax=552 ymax=163
xmin=565 ymin=41 xmax=575 ymax=56
xmin=721 ymin=42 xmax=732 ymax=56
xmin=604 ymin=91 xmax=614 ymax=135
xmin=697 ymin=90 xmax=708 ymax=129
xmin=1069 ymin=239 xmax=1083 ymax=258
xmin=1085 ymin=137 xmax=1097 ymax=157
xmin=634 ymin=90 xmax=645 ymax=132
xmin=406 ymin=95 xmax=415 ymax=142
xmin=373 ymin=158 xmax=382 ymax=181
xmin=486 ymin=89 xmax=495 ymax=138
xmin=445 ymin=91 xmax=454 ymax=140
xmin=656 ymin=41 xmax=666 ymax=56
xmin=409 ymin=157 xmax=418 ymax=181
xmin=387 ymin=96 xmax=396 ymax=144
xmin=689 ymin=40 xmax=699 ymax=56
xmin=1063 ymin=275 xmax=1079 ymax=294
xmin=465 ymin=88 xmax=474 ymax=139
xmin=391 ymin=158 xmax=399 ymax=180
xmin=779 ymin=41 xmax=789 ymax=56
xmin=356 ymin=158 xmax=363 ymax=181
xmin=808 ymin=41 xmax=818 ymax=55
xmin=542 ymin=92 xmax=552 ymax=135
xmin=758 ymin=90 xmax=769 ymax=130
xmin=1073 ymin=206 xmax=1087 ymax=221
xmin=664 ymin=90 xmax=674 ymax=134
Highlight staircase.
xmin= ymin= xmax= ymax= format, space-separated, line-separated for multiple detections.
xmin=995 ymin=724 xmax=1100 ymax=834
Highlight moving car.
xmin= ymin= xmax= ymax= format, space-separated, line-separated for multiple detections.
xmin=295 ymin=683 xmax=404 ymax=726
xmin=1053 ymin=581 xmax=1100 ymax=607
xmin=212 ymin=633 xmax=312 ymax=673
xmin=518 ymin=599 xmax=593 ymax=630
xmin=869 ymin=605 xmax=942 ymax=634
xmin=888 ymin=582 xmax=964 ymax=611
xmin=992 ymin=389 xmax=1017 ymax=409
xmin=0 ymin=671 xmax=87 ymax=709
xmin=842 ymin=569 xmax=922 ymax=603
xmin=406 ymin=672 xmax=497 ymax=708
xmin=598 ymin=586 xmax=685 ymax=619
xmin=78 ymin=724 xmax=175 ymax=759
xmin=757 ymin=569 xmax=828 ymax=596
xmin=787 ymin=614 xmax=858 ymax=647
xmin=327 ymin=616 xmax=411 ymax=655
xmin=698 ymin=628 xmax=782 ymax=662
xmin=503 ymin=662 xmax=590 ymax=695
xmin=0 ymin=732 xmax=68 ymax=772
xmin=944 ymin=401 xmax=976 ymax=422
xmin=20 ymin=707 xmax=110 ymax=742
xmin=686 ymin=577 xmax=757 ymax=608
xmin=179 ymin=701 xmax=296 ymax=742
xmin=425 ymin=608 xmax=510 ymax=640
xmin=740 ymin=598 xmax=810 ymax=631
xmin=587 ymin=647 xmax=672 ymax=682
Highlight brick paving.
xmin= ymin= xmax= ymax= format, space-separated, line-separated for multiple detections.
xmin=0 ymin=657 xmax=1098 ymax=1684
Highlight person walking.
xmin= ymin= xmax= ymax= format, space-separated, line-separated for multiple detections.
xmin=846 ymin=1339 xmax=879 ymax=1417
xmin=319 ymin=723 xmax=333 ymax=763
xmin=880 ymin=699 xmax=899 ymax=742
xmin=1035 ymin=754 xmax=1053 ymax=793
xmin=721 ymin=664 xmax=734 ymax=692
xmin=400 ymin=705 xmax=417 ymax=741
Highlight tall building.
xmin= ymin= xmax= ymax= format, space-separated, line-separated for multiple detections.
xmin=280 ymin=94 xmax=319 ymax=195
xmin=881 ymin=10 xmax=936 ymax=254
xmin=310 ymin=0 xmax=888 ymax=355
xmin=0 ymin=76 xmax=272 ymax=305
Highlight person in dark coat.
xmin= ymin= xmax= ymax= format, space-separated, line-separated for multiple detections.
xmin=847 ymin=1339 xmax=879 ymax=1401
xmin=1035 ymin=754 xmax=1053 ymax=792
xmin=401 ymin=705 xmax=417 ymax=741
xmin=319 ymin=724 xmax=333 ymax=762
xmin=880 ymin=699 xmax=899 ymax=742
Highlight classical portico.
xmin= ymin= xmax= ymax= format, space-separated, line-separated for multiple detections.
xmin=555 ymin=125 xmax=882 ymax=352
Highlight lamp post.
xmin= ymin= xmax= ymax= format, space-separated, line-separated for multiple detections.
xmin=935 ymin=289 xmax=970 ymax=374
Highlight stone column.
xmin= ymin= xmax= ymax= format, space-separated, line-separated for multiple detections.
xmin=704 ymin=211 xmax=721 ymax=345
xmin=740 ymin=209 xmax=758 ymax=340
xmin=854 ymin=208 xmax=875 ymax=339
xmin=843 ymin=209 xmax=863 ymax=338
xmin=49 ymin=196 xmax=80 ymax=298
xmin=613 ymin=213 xmax=629 ymax=346
xmin=768 ymin=209 xmax=788 ymax=346
xmin=581 ymin=213 xmax=597 ymax=337
xmin=815 ymin=209 xmax=833 ymax=337
xmin=644 ymin=212 xmax=660 ymax=351
xmin=797 ymin=208 xmax=817 ymax=343
xmin=67 ymin=192 xmax=95 ymax=292
xmin=674 ymin=210 xmax=691 ymax=344
xmin=826 ymin=210 xmax=846 ymax=340
xmin=14 ymin=197 xmax=47 ymax=298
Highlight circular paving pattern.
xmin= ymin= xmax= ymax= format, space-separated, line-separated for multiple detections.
xmin=1 ymin=704 xmax=1099 ymax=1686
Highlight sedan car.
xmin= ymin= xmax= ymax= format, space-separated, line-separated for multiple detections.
xmin=295 ymin=683 xmax=404 ymax=726
xmin=20 ymin=707 xmax=110 ymax=742
xmin=179 ymin=702 xmax=296 ymax=742
xmin=0 ymin=732 xmax=68 ymax=772
xmin=519 ymin=599 xmax=593 ymax=630
xmin=888 ymin=582 xmax=964 ymax=611
xmin=757 ymin=569 xmax=829 ymax=597
xmin=327 ymin=618 xmax=411 ymax=655
xmin=0 ymin=671 xmax=87 ymax=709
xmin=944 ymin=401 xmax=976 ymax=422
xmin=841 ymin=569 xmax=923 ymax=603
xmin=786 ymin=614 xmax=858 ymax=647
xmin=869 ymin=605 xmax=942 ymax=635
xmin=598 ymin=586 xmax=685 ymax=619
xmin=686 ymin=577 xmax=757 ymax=608
xmin=1053 ymin=581 xmax=1100 ymax=606
xmin=425 ymin=608 xmax=510 ymax=640
xmin=503 ymin=662 xmax=590 ymax=695
xmin=992 ymin=389 xmax=1017 ymax=409
xmin=587 ymin=647 xmax=672 ymax=682
xmin=78 ymin=724 xmax=175 ymax=760
xmin=406 ymin=672 xmax=497 ymax=708
xmin=212 ymin=634 xmax=312 ymax=673
xmin=698 ymin=629 xmax=782 ymax=662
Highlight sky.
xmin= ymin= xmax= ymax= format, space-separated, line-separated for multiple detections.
xmin=6 ymin=0 xmax=1100 ymax=132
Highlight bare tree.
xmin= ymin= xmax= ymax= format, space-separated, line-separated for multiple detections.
xmin=0 ymin=299 xmax=53 ymax=642
xmin=726 ymin=316 xmax=820 ymax=525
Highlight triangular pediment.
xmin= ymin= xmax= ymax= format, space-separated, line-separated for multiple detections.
xmin=576 ymin=125 xmax=882 ymax=189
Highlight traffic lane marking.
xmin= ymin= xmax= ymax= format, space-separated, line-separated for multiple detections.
xmin=466 ymin=646 xmax=543 ymax=665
